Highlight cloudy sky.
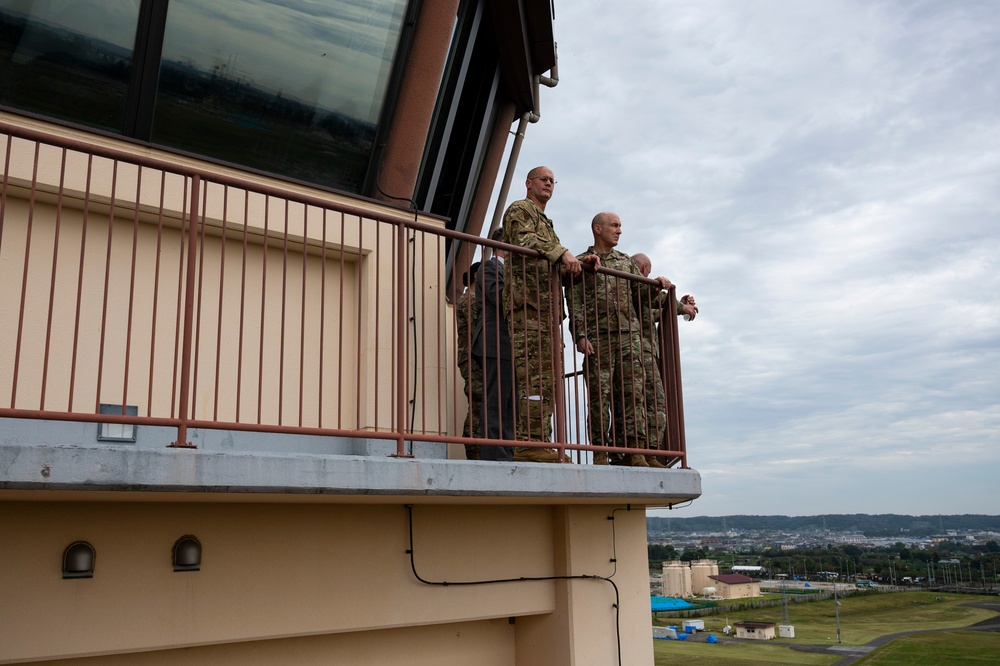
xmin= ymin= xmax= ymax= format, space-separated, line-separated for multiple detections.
xmin=498 ymin=0 xmax=999 ymax=517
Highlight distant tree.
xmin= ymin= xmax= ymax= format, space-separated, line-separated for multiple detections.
xmin=648 ymin=544 xmax=678 ymax=562
xmin=680 ymin=548 xmax=707 ymax=562
xmin=986 ymin=541 xmax=1000 ymax=553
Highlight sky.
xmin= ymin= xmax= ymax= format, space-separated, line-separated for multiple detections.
xmin=495 ymin=0 xmax=1000 ymax=517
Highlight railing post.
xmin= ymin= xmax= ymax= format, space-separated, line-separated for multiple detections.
xmin=394 ymin=221 xmax=409 ymax=456
xmin=169 ymin=174 xmax=201 ymax=448
xmin=551 ymin=265 xmax=568 ymax=450
xmin=658 ymin=286 xmax=686 ymax=467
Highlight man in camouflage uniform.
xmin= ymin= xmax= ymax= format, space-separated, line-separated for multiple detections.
xmin=455 ymin=264 xmax=483 ymax=460
xmin=627 ymin=253 xmax=698 ymax=468
xmin=503 ymin=166 xmax=584 ymax=462
xmin=568 ymin=212 xmax=672 ymax=467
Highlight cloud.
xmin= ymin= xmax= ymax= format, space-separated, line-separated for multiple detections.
xmin=506 ymin=0 xmax=1000 ymax=515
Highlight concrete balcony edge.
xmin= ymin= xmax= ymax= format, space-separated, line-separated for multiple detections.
xmin=0 ymin=443 xmax=702 ymax=507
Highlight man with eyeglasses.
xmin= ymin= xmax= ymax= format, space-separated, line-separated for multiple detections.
xmin=502 ymin=166 xmax=586 ymax=461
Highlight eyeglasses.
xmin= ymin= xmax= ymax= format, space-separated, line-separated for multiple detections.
xmin=530 ymin=176 xmax=557 ymax=184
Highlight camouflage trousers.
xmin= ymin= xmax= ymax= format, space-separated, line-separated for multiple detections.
xmin=614 ymin=348 xmax=666 ymax=450
xmin=459 ymin=360 xmax=483 ymax=459
xmin=507 ymin=308 xmax=558 ymax=444
xmin=585 ymin=331 xmax=648 ymax=450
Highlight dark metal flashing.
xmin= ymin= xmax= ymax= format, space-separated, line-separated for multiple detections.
xmin=487 ymin=0 xmax=556 ymax=114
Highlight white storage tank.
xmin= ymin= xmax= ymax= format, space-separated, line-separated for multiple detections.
xmin=661 ymin=560 xmax=693 ymax=598
xmin=690 ymin=559 xmax=719 ymax=592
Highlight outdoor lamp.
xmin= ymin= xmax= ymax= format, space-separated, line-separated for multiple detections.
xmin=172 ymin=535 xmax=201 ymax=572
xmin=62 ymin=541 xmax=95 ymax=579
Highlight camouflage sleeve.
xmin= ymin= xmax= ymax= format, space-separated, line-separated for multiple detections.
xmin=455 ymin=292 xmax=473 ymax=362
xmin=567 ymin=251 xmax=591 ymax=342
xmin=628 ymin=260 xmax=674 ymax=322
xmin=503 ymin=201 xmax=569 ymax=264
xmin=653 ymin=289 xmax=678 ymax=320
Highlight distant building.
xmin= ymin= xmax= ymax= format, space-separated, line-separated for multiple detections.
xmin=733 ymin=621 xmax=777 ymax=640
xmin=839 ymin=534 xmax=870 ymax=545
xmin=661 ymin=559 xmax=720 ymax=598
xmin=709 ymin=573 xmax=761 ymax=599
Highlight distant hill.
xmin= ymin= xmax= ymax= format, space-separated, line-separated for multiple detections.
xmin=646 ymin=514 xmax=1000 ymax=536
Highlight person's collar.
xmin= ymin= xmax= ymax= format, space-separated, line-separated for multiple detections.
xmin=526 ymin=194 xmax=547 ymax=211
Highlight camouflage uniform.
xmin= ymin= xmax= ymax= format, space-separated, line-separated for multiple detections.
xmin=503 ymin=198 xmax=569 ymax=444
xmin=455 ymin=289 xmax=482 ymax=459
xmin=616 ymin=289 xmax=684 ymax=457
xmin=629 ymin=290 xmax=672 ymax=451
xmin=568 ymin=247 xmax=657 ymax=452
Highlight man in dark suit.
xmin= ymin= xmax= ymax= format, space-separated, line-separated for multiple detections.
xmin=473 ymin=228 xmax=515 ymax=461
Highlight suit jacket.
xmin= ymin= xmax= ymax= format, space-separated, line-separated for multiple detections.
xmin=472 ymin=256 xmax=512 ymax=360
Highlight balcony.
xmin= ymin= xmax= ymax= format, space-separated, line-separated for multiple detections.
xmin=0 ymin=119 xmax=701 ymax=507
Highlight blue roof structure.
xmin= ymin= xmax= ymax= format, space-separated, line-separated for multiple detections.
xmin=650 ymin=596 xmax=695 ymax=612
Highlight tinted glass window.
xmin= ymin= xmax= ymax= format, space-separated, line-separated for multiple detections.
xmin=0 ymin=0 xmax=138 ymax=132
xmin=152 ymin=0 xmax=408 ymax=191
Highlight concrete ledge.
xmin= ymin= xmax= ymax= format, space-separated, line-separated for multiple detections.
xmin=0 ymin=443 xmax=702 ymax=506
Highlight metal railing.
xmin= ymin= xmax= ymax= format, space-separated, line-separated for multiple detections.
xmin=1 ymin=121 xmax=687 ymax=467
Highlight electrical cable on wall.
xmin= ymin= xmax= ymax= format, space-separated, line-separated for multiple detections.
xmin=371 ymin=138 xmax=421 ymax=454
xmin=405 ymin=504 xmax=640 ymax=666
xmin=408 ymin=229 xmax=418 ymax=441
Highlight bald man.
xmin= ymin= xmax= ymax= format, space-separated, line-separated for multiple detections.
xmin=568 ymin=212 xmax=670 ymax=467
xmin=503 ymin=166 xmax=584 ymax=462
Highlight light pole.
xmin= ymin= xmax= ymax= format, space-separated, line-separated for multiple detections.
xmin=833 ymin=581 xmax=842 ymax=644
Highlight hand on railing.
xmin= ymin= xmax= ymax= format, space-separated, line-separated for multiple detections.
xmin=653 ymin=275 xmax=673 ymax=291
xmin=559 ymin=249 xmax=586 ymax=275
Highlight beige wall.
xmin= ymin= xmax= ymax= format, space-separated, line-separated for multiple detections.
xmin=734 ymin=623 xmax=775 ymax=640
xmin=718 ymin=581 xmax=760 ymax=599
xmin=1 ymin=124 xmax=455 ymax=436
xmin=0 ymin=500 xmax=653 ymax=665
xmin=25 ymin=621 xmax=515 ymax=666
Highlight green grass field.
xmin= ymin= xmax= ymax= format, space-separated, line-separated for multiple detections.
xmin=654 ymin=639 xmax=840 ymax=664
xmin=852 ymin=630 xmax=1000 ymax=665
xmin=654 ymin=592 xmax=999 ymax=665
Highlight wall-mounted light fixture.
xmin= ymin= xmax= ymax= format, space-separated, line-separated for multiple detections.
xmin=62 ymin=542 xmax=95 ymax=579
xmin=172 ymin=536 xmax=201 ymax=572
xmin=97 ymin=404 xmax=138 ymax=442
